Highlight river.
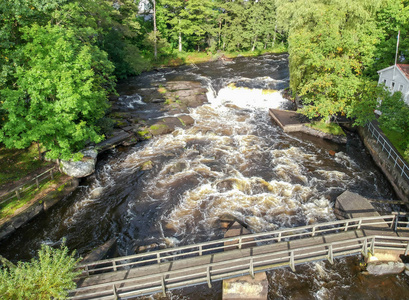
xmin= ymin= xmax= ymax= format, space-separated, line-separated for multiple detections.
xmin=1 ymin=54 xmax=409 ymax=299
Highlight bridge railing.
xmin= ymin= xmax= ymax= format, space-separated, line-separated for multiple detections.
xmin=367 ymin=121 xmax=409 ymax=183
xmin=78 ymin=214 xmax=398 ymax=276
xmin=71 ymin=234 xmax=409 ymax=300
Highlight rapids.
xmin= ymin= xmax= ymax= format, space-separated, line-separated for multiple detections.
xmin=1 ymin=54 xmax=409 ymax=299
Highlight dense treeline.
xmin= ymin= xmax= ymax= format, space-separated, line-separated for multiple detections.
xmin=0 ymin=0 xmax=408 ymax=160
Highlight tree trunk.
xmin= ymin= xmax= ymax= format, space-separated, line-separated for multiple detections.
xmin=252 ymin=36 xmax=257 ymax=52
xmin=218 ymin=21 xmax=222 ymax=47
xmin=273 ymin=22 xmax=277 ymax=48
xmin=37 ymin=141 xmax=42 ymax=161
xmin=265 ymin=34 xmax=270 ymax=49
xmin=179 ymin=32 xmax=182 ymax=52
xmin=153 ymin=0 xmax=157 ymax=60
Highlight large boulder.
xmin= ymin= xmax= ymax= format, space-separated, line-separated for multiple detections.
xmin=61 ymin=149 xmax=98 ymax=178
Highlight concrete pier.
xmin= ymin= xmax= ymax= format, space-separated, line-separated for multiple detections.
xmin=222 ymin=222 xmax=268 ymax=300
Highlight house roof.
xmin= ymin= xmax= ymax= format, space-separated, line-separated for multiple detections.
xmin=397 ymin=64 xmax=409 ymax=80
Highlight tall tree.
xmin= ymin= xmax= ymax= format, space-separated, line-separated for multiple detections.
xmin=0 ymin=24 xmax=115 ymax=160
xmin=278 ymin=0 xmax=383 ymax=120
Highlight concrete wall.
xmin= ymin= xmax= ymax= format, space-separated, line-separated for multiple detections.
xmin=0 ymin=178 xmax=79 ymax=241
xmin=358 ymin=126 xmax=409 ymax=204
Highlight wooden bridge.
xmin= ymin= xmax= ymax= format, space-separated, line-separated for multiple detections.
xmin=70 ymin=214 xmax=409 ymax=300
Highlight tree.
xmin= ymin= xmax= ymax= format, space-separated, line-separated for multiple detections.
xmin=161 ymin=0 xmax=214 ymax=52
xmin=278 ymin=0 xmax=383 ymax=120
xmin=0 ymin=23 xmax=115 ymax=160
xmin=0 ymin=242 xmax=81 ymax=299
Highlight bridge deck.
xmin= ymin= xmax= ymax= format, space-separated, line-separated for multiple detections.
xmin=70 ymin=215 xmax=409 ymax=300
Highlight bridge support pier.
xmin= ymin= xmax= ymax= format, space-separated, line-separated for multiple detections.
xmin=222 ymin=221 xmax=268 ymax=300
xmin=222 ymin=272 xmax=268 ymax=300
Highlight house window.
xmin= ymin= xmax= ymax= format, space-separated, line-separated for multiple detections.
xmin=391 ymin=82 xmax=395 ymax=90
xmin=383 ymin=79 xmax=387 ymax=85
xmin=399 ymin=84 xmax=404 ymax=92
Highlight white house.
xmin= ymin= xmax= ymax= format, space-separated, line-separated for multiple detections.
xmin=377 ymin=64 xmax=409 ymax=105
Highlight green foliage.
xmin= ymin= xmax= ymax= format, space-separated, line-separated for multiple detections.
xmin=0 ymin=23 xmax=115 ymax=160
xmin=0 ymin=143 xmax=51 ymax=185
xmin=282 ymin=0 xmax=382 ymax=120
xmin=306 ymin=120 xmax=346 ymax=136
xmin=0 ymin=241 xmax=81 ymax=299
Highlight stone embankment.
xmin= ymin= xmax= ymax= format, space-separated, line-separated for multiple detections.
xmin=358 ymin=123 xmax=409 ymax=204
xmin=0 ymin=176 xmax=79 ymax=240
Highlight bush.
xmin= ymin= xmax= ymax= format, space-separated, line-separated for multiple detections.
xmin=0 ymin=242 xmax=81 ymax=299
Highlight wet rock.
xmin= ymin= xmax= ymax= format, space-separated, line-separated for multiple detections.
xmin=96 ymin=131 xmax=132 ymax=152
xmin=135 ymin=243 xmax=166 ymax=253
xmin=178 ymin=115 xmax=195 ymax=126
xmin=366 ymin=261 xmax=405 ymax=275
xmin=149 ymin=123 xmax=172 ymax=136
xmin=61 ymin=149 xmax=98 ymax=178
xmin=122 ymin=136 xmax=139 ymax=147
xmin=141 ymin=160 xmax=154 ymax=171
xmin=166 ymin=81 xmax=202 ymax=91
xmin=89 ymin=187 xmax=104 ymax=199
xmin=82 ymin=238 xmax=117 ymax=264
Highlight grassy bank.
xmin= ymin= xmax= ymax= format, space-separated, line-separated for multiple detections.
xmin=306 ymin=120 xmax=346 ymax=136
xmin=380 ymin=126 xmax=409 ymax=162
xmin=0 ymin=172 xmax=62 ymax=218
xmin=0 ymin=144 xmax=51 ymax=186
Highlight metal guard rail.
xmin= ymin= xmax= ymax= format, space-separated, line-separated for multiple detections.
xmin=71 ymin=234 xmax=409 ymax=300
xmin=367 ymin=122 xmax=409 ymax=182
xmin=78 ymin=215 xmax=400 ymax=275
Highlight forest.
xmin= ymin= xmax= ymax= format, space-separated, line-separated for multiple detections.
xmin=0 ymin=0 xmax=409 ymax=160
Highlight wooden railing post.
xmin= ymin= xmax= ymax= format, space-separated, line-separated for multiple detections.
xmin=113 ymin=284 xmax=118 ymax=300
xmin=15 ymin=189 xmax=21 ymax=200
xmin=35 ymin=177 xmax=39 ymax=189
xmin=161 ymin=276 xmax=166 ymax=297
xmin=157 ymin=253 xmax=161 ymax=264
xmin=327 ymin=244 xmax=334 ymax=264
xmin=249 ymin=258 xmax=255 ymax=279
xmin=199 ymin=245 xmax=202 ymax=256
xmin=207 ymin=266 xmax=212 ymax=288
xmin=290 ymin=251 xmax=295 ymax=272
xmin=344 ymin=221 xmax=349 ymax=232
xmin=370 ymin=237 xmax=375 ymax=255
xmin=238 ymin=237 xmax=242 ymax=249
xmin=405 ymin=242 xmax=409 ymax=256
xmin=361 ymin=238 xmax=368 ymax=257
xmin=50 ymin=169 xmax=54 ymax=180
xmin=312 ymin=226 xmax=316 ymax=237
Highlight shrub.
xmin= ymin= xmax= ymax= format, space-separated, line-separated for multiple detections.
xmin=0 ymin=241 xmax=81 ymax=299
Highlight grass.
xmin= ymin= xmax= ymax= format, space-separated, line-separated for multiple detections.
xmin=306 ymin=120 xmax=346 ymax=136
xmin=380 ymin=125 xmax=409 ymax=161
xmin=0 ymin=173 xmax=62 ymax=218
xmin=0 ymin=143 xmax=51 ymax=186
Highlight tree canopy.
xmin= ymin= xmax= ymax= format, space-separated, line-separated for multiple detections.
xmin=1 ymin=0 xmax=409 ymax=160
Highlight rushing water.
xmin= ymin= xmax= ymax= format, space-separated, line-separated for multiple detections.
xmin=1 ymin=54 xmax=409 ymax=299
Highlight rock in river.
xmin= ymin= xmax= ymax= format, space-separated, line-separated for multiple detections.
xmin=61 ymin=149 xmax=98 ymax=178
